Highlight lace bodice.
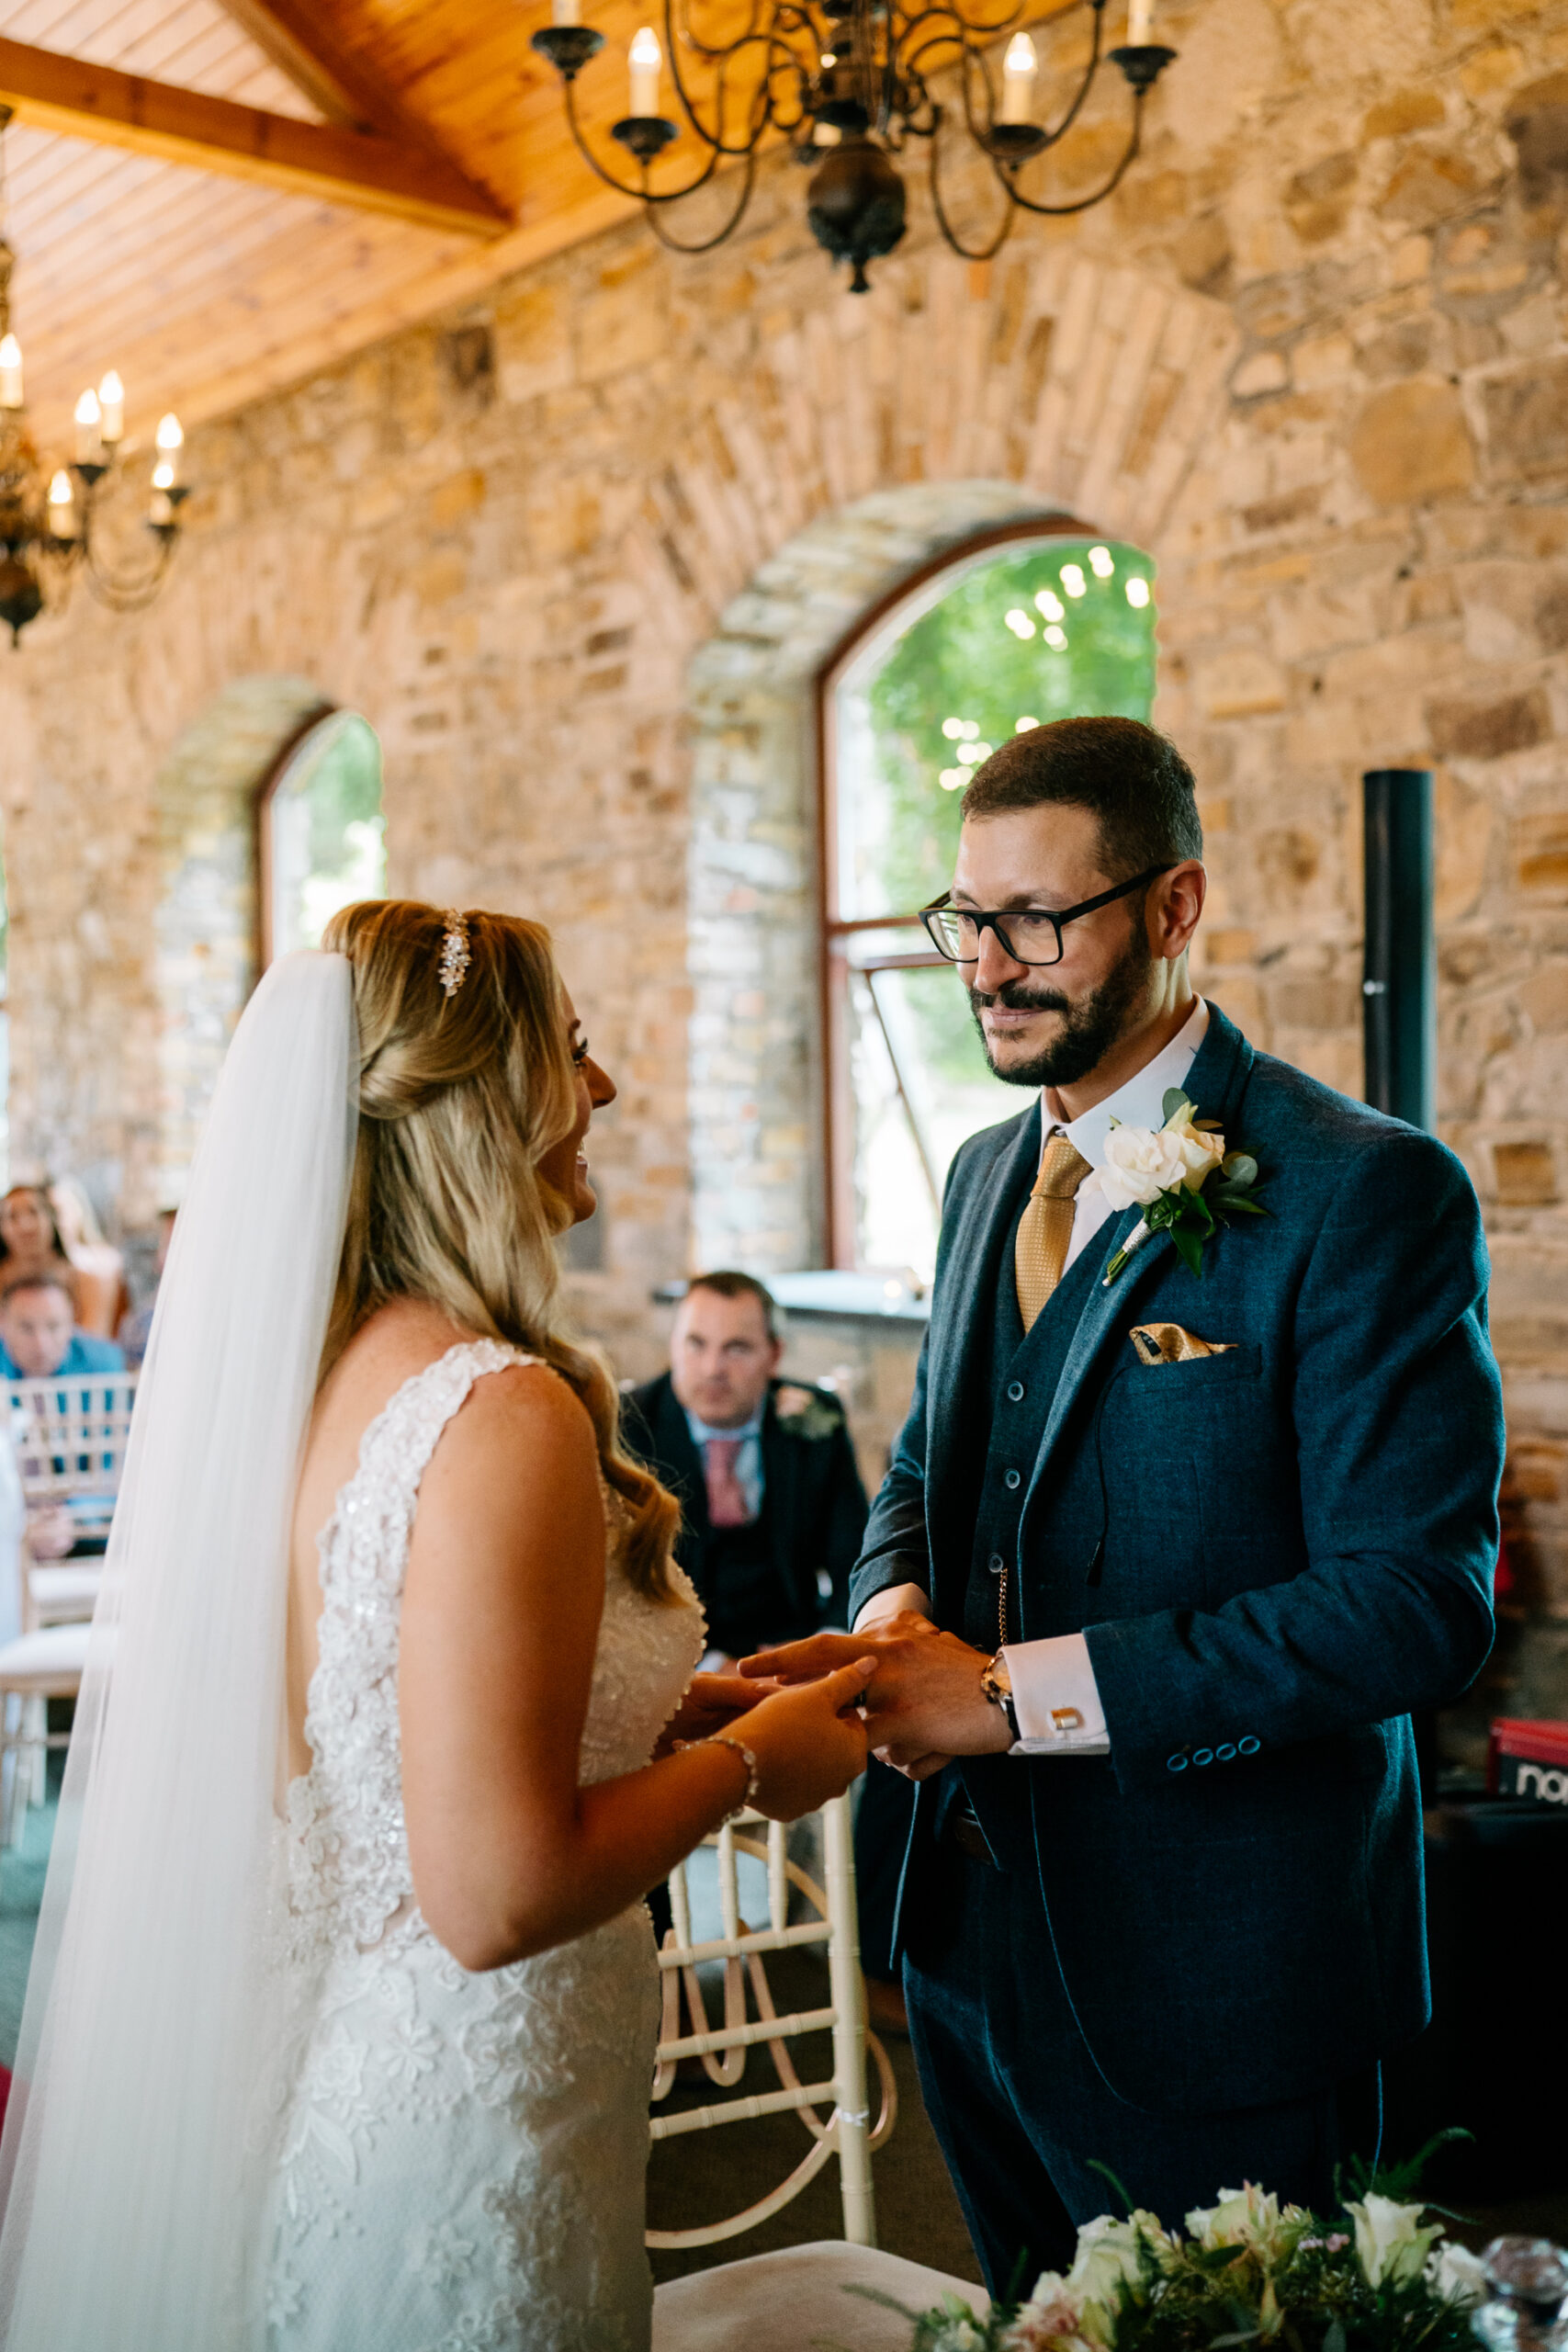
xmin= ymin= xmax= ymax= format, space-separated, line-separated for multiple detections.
xmin=264 ymin=1340 xmax=705 ymax=2348
xmin=282 ymin=1340 xmax=705 ymax=1963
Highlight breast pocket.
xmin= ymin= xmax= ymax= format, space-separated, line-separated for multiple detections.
xmin=1096 ymin=1346 xmax=1278 ymax=1613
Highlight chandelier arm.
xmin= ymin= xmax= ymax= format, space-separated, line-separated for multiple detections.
xmin=927 ymin=112 xmax=1018 ymax=260
xmin=671 ymin=0 xmax=784 ymax=67
xmin=560 ymin=76 xmax=725 ymax=201
xmin=642 ymin=146 xmax=761 ymax=250
xmin=894 ymin=0 xmax=1031 ymax=62
xmin=1029 ymin=0 xmax=1108 ymax=151
xmin=1001 ymin=87 xmax=1145 ymax=211
xmin=81 ymin=533 xmax=177 ymax=614
xmin=660 ymin=0 xmax=793 ymax=155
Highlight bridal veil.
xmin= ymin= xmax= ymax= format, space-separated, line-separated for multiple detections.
xmin=0 ymin=951 xmax=358 ymax=2348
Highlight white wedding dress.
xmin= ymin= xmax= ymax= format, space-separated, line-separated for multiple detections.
xmin=259 ymin=1340 xmax=705 ymax=2352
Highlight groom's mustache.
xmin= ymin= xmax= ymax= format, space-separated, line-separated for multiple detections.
xmin=969 ymin=982 xmax=1072 ymax=1015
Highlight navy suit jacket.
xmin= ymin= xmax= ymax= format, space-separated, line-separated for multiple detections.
xmin=850 ymin=1005 xmax=1504 ymax=2116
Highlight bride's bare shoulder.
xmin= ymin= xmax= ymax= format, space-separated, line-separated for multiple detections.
xmin=309 ymin=1301 xmax=590 ymax=1482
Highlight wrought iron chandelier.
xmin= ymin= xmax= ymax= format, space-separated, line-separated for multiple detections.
xmin=531 ymin=0 xmax=1176 ymax=290
xmin=0 ymin=107 xmax=190 ymax=647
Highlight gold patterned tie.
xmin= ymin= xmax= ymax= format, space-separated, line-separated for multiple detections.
xmin=1015 ymin=1131 xmax=1093 ymax=1332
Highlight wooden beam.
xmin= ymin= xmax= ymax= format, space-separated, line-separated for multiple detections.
xmin=209 ymin=0 xmax=474 ymax=161
xmin=0 ymin=36 xmax=510 ymax=237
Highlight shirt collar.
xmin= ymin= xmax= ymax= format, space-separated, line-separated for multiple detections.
xmin=1045 ymin=997 xmax=1211 ymax=1170
xmin=684 ymin=1402 xmax=766 ymax=1449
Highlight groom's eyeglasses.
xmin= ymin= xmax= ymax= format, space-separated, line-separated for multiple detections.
xmin=919 ymin=866 xmax=1177 ymax=969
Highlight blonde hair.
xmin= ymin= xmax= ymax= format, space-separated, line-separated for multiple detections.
xmin=321 ymin=899 xmax=681 ymax=1600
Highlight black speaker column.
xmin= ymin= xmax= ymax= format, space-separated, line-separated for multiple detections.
xmin=1361 ymin=767 xmax=1435 ymax=1133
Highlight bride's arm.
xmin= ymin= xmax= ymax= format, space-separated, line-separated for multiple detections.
xmin=399 ymin=1363 xmax=873 ymax=1973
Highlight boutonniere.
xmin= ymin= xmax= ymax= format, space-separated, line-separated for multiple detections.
xmin=773 ymin=1384 xmax=840 ymax=1440
xmin=1089 ymin=1089 xmax=1269 ymax=1284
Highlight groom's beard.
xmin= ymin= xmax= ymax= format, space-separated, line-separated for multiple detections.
xmin=968 ymin=925 xmax=1155 ymax=1091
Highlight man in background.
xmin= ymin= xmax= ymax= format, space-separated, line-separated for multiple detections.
xmin=626 ymin=1272 xmax=910 ymax=2022
xmin=624 ymin=1272 xmax=868 ymax=1667
xmin=0 ymin=1269 xmax=125 ymax=1563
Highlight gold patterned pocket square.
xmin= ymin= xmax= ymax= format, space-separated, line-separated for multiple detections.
xmin=1129 ymin=1323 xmax=1237 ymax=1365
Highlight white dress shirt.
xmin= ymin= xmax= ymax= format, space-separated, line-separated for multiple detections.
xmin=855 ymin=998 xmax=1211 ymax=1759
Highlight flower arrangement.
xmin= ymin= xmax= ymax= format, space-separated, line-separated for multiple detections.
xmin=1089 ymin=1090 xmax=1268 ymax=1285
xmin=857 ymin=2149 xmax=1494 ymax=2352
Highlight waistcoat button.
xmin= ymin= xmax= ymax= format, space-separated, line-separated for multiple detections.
xmin=1007 ymin=1381 xmax=1025 ymax=1402
xmin=1215 ymin=1742 xmax=1236 ymax=1761
xmin=988 ymin=1553 xmax=1005 ymax=1575
xmin=1238 ymin=1735 xmax=1261 ymax=1755
xmin=1193 ymin=1747 xmax=1214 ymax=1767
xmin=1003 ymin=1468 xmax=1021 ymax=1490
xmin=1167 ymin=1752 xmax=1188 ymax=1771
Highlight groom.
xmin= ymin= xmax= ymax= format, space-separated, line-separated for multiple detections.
xmin=748 ymin=717 xmax=1504 ymax=2291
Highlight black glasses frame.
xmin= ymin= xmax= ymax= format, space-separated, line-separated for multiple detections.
xmin=919 ymin=865 xmax=1179 ymax=967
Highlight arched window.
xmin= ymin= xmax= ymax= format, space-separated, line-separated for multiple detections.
xmin=257 ymin=709 xmax=386 ymax=967
xmin=821 ymin=525 xmax=1158 ymax=1279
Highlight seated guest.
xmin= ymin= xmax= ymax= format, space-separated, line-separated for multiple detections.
xmin=626 ymin=1272 xmax=910 ymax=2028
xmin=0 ymin=1271 xmax=126 ymax=1559
xmin=118 ymin=1207 xmax=176 ymax=1372
xmin=0 ymin=1184 xmax=76 ymax=1309
xmin=623 ymin=1271 xmax=868 ymax=1664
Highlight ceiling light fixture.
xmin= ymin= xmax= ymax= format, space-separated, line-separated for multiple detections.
xmin=0 ymin=109 xmax=190 ymax=646
xmin=530 ymin=0 xmax=1176 ymax=292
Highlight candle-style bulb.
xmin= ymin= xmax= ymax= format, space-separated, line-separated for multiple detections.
xmin=1127 ymin=0 xmax=1155 ymax=41
xmin=48 ymin=469 xmax=77 ymax=538
xmin=74 ymin=389 xmax=102 ymax=463
xmin=628 ymin=24 xmax=662 ymax=115
xmin=155 ymin=412 xmax=185 ymax=484
xmin=551 ymin=0 xmax=581 ymax=23
xmin=999 ymin=31 xmax=1038 ymax=121
xmin=0 ymin=333 xmax=22 ymax=412
xmin=98 ymin=370 xmax=126 ymax=445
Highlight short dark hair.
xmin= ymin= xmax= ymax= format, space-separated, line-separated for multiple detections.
xmin=960 ymin=716 xmax=1202 ymax=877
xmin=683 ymin=1271 xmax=778 ymax=1342
xmin=0 ymin=1269 xmax=73 ymax=1311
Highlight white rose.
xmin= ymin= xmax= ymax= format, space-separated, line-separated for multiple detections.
xmin=1002 ymin=2272 xmax=1098 ymax=2352
xmin=1348 ymin=2195 xmax=1440 ymax=2289
xmin=1175 ymin=1125 xmax=1225 ymax=1192
xmin=1185 ymin=2189 xmax=1251 ymax=2250
xmin=1098 ymin=1125 xmax=1188 ymax=1211
xmin=1427 ymin=2242 xmax=1487 ymax=2307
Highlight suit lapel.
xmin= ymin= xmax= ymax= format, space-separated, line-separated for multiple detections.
xmin=1025 ymin=1006 xmax=1256 ymax=1503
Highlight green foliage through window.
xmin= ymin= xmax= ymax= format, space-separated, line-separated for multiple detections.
xmin=832 ymin=536 xmax=1157 ymax=1274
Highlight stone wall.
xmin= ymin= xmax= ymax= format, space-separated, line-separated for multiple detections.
xmin=2 ymin=0 xmax=1567 ymax=1708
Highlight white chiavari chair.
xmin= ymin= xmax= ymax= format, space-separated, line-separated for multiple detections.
xmin=0 ymin=1373 xmax=135 ymax=1842
xmin=648 ymin=1792 xmax=897 ymax=2254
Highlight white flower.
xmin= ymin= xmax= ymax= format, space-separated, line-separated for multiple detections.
xmin=1184 ymin=2185 xmax=1304 ymax=2267
xmin=1096 ymin=1124 xmax=1189 ymax=1210
xmin=1002 ymin=2272 xmax=1098 ymax=2352
xmin=1427 ymin=2241 xmax=1487 ymax=2306
xmin=1348 ymin=2194 xmax=1441 ymax=2288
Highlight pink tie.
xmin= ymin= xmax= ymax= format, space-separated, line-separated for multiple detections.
xmin=704 ymin=1437 xmax=751 ymax=1528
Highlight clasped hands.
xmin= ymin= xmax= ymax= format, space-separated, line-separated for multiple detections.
xmin=736 ymin=1610 xmax=1012 ymax=1781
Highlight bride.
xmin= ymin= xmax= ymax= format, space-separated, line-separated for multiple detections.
xmin=0 ymin=900 xmax=874 ymax=2351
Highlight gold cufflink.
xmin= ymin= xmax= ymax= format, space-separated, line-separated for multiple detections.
xmin=1050 ymin=1707 xmax=1085 ymax=1733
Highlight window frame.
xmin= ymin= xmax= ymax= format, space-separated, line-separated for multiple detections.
xmin=253 ymin=704 xmax=390 ymax=972
xmin=813 ymin=513 xmax=1108 ymax=1270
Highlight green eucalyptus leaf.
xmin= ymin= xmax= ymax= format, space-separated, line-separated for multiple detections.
xmin=1222 ymin=1153 xmax=1258 ymax=1186
xmin=1163 ymin=1088 xmax=1193 ymax=1124
xmin=1172 ymin=1223 xmax=1206 ymax=1278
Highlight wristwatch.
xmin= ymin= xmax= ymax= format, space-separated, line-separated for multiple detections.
xmin=979 ymin=1650 xmax=1020 ymax=1743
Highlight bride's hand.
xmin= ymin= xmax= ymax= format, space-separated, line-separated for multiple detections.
xmin=739 ymin=1657 xmax=877 ymax=1821
xmin=653 ymin=1672 xmax=777 ymax=1758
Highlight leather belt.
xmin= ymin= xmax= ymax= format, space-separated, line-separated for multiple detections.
xmin=948 ymin=1811 xmax=998 ymax=1865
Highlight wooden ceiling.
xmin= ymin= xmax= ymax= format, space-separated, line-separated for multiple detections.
xmin=0 ymin=0 xmax=683 ymax=456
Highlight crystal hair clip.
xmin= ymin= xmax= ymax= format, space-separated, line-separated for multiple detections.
xmin=438 ymin=911 xmax=471 ymax=998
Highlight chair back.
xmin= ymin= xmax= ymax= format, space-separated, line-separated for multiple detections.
xmin=6 ymin=1374 xmax=138 ymax=1548
xmin=648 ymin=1792 xmax=896 ymax=2253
